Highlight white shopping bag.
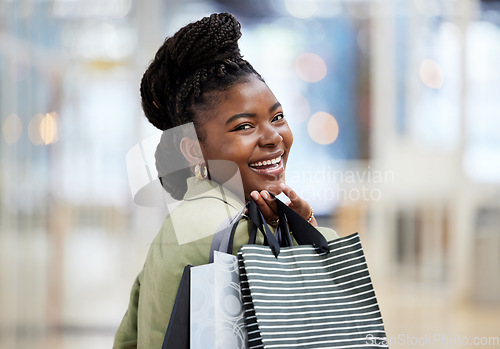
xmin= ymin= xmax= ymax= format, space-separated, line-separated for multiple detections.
xmin=190 ymin=251 xmax=248 ymax=349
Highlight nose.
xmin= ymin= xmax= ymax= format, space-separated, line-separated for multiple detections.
xmin=258 ymin=125 xmax=283 ymax=147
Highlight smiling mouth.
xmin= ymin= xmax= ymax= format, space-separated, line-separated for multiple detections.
xmin=249 ymin=154 xmax=283 ymax=171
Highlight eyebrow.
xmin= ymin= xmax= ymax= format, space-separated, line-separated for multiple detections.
xmin=225 ymin=101 xmax=282 ymax=126
xmin=225 ymin=112 xmax=256 ymax=126
xmin=269 ymin=101 xmax=282 ymax=113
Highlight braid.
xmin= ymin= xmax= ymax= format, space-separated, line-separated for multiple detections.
xmin=140 ymin=12 xmax=263 ymax=200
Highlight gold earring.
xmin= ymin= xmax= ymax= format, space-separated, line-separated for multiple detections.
xmin=194 ymin=163 xmax=208 ymax=180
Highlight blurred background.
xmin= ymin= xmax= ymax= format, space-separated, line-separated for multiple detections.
xmin=1 ymin=0 xmax=500 ymax=348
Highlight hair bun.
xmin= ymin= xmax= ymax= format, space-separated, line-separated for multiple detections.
xmin=140 ymin=12 xmax=255 ymax=132
xmin=170 ymin=12 xmax=243 ymax=71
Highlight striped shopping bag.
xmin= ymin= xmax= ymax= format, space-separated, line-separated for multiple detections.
xmin=238 ymin=200 xmax=388 ymax=348
xmin=210 ymin=197 xmax=388 ymax=348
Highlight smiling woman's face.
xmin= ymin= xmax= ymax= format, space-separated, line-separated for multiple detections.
xmin=197 ymin=75 xmax=293 ymax=199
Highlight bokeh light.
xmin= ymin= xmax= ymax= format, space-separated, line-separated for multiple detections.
xmin=419 ymin=58 xmax=444 ymax=89
xmin=2 ymin=113 xmax=22 ymax=144
xmin=28 ymin=112 xmax=58 ymax=145
xmin=307 ymin=111 xmax=339 ymax=145
xmin=295 ymin=52 xmax=327 ymax=83
xmin=40 ymin=112 xmax=58 ymax=145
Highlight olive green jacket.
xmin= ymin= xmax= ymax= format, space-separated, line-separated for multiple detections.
xmin=113 ymin=177 xmax=338 ymax=348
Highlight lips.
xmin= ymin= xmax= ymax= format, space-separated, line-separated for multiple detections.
xmin=248 ymin=152 xmax=285 ymax=177
xmin=249 ymin=154 xmax=282 ymax=169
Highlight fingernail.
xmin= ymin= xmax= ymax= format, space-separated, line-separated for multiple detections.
xmin=279 ymin=183 xmax=286 ymax=189
xmin=251 ymin=191 xmax=259 ymax=200
xmin=261 ymin=191 xmax=269 ymax=199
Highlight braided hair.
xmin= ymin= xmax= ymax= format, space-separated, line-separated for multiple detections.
xmin=140 ymin=12 xmax=263 ymax=200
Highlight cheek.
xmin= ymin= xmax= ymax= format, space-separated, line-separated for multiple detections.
xmin=202 ymin=136 xmax=253 ymax=163
xmin=282 ymin=126 xmax=294 ymax=150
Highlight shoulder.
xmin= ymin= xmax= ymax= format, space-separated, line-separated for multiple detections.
xmin=159 ymin=196 xmax=242 ymax=245
xmin=315 ymin=226 xmax=339 ymax=241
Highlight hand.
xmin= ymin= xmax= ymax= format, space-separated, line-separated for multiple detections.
xmin=249 ymin=183 xmax=317 ymax=227
xmin=279 ymin=183 xmax=317 ymax=227
xmin=249 ymin=190 xmax=279 ymax=227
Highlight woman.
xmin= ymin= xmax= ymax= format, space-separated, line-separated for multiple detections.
xmin=114 ymin=12 xmax=338 ymax=348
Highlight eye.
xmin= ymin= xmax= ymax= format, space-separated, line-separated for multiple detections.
xmin=272 ymin=113 xmax=285 ymax=122
xmin=232 ymin=123 xmax=253 ymax=131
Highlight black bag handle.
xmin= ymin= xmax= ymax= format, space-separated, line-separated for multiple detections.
xmin=274 ymin=198 xmax=329 ymax=254
xmin=247 ymin=197 xmax=281 ymax=257
xmin=224 ymin=197 xmax=329 ymax=257
xmin=227 ymin=198 xmax=281 ymax=257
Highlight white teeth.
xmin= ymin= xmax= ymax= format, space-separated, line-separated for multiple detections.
xmin=250 ymin=155 xmax=282 ymax=168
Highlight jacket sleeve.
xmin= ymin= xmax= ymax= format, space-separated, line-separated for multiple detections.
xmin=132 ymin=199 xmax=242 ymax=348
xmin=113 ymin=274 xmax=140 ymax=349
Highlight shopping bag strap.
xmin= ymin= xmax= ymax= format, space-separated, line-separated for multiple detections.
xmin=208 ymin=206 xmax=246 ymax=263
xmin=210 ymin=196 xmax=329 ymax=258
xmin=247 ymin=197 xmax=281 ymax=257
xmin=274 ymin=198 xmax=330 ymax=254
xmin=224 ymin=198 xmax=281 ymax=257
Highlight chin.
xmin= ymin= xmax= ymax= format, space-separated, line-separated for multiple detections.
xmin=263 ymin=181 xmax=284 ymax=196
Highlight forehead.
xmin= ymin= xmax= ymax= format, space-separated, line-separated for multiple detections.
xmin=209 ymin=77 xmax=277 ymax=117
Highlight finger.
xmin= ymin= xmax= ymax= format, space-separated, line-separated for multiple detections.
xmin=260 ymin=190 xmax=278 ymax=214
xmin=279 ymin=183 xmax=311 ymax=220
xmin=250 ymin=190 xmax=278 ymax=222
xmin=279 ymin=183 xmax=301 ymax=206
xmin=250 ymin=190 xmax=260 ymax=202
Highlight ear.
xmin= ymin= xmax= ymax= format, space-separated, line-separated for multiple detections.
xmin=179 ymin=137 xmax=204 ymax=165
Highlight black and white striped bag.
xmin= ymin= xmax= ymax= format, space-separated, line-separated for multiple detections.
xmin=238 ymin=199 xmax=388 ymax=349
